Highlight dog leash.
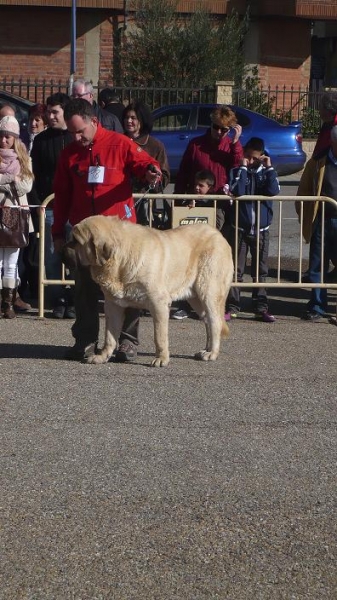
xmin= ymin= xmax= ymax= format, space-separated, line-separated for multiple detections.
xmin=121 ymin=164 xmax=162 ymax=222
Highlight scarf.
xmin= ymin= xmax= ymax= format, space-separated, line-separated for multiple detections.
xmin=0 ymin=148 xmax=21 ymax=176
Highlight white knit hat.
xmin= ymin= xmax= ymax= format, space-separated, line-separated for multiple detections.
xmin=0 ymin=115 xmax=20 ymax=138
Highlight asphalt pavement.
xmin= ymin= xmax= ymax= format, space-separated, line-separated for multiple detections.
xmin=1 ymin=172 xmax=337 ymax=599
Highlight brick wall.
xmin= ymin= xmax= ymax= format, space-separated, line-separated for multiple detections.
xmin=0 ymin=7 xmax=114 ymax=90
xmin=258 ymin=19 xmax=312 ymax=90
xmin=0 ymin=5 xmax=317 ymax=101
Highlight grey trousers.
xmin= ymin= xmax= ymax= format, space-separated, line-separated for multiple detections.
xmin=71 ymin=264 xmax=139 ymax=349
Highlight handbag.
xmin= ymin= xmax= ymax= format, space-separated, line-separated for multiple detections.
xmin=0 ymin=183 xmax=30 ymax=248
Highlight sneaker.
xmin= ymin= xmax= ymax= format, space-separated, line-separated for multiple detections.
xmin=64 ymin=342 xmax=98 ymax=361
xmin=224 ymin=310 xmax=238 ymax=322
xmin=255 ymin=311 xmax=276 ymax=323
xmin=172 ymin=309 xmax=188 ymax=320
xmin=64 ymin=305 xmax=76 ymax=319
xmin=114 ymin=340 xmax=137 ymax=362
xmin=301 ymin=310 xmax=323 ymax=321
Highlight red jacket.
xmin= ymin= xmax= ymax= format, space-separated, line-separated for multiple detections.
xmin=174 ymin=129 xmax=243 ymax=193
xmin=52 ymin=123 xmax=160 ymax=236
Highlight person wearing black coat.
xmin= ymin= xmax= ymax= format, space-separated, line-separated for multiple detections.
xmin=30 ymin=92 xmax=75 ymax=318
xmin=71 ymin=79 xmax=123 ymax=132
xmin=98 ymin=87 xmax=125 ymax=123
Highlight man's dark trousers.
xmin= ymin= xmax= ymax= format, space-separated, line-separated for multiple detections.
xmin=71 ymin=264 xmax=139 ymax=350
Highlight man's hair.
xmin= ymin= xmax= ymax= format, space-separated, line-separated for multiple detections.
xmin=122 ymin=101 xmax=153 ymax=135
xmin=98 ymin=87 xmax=121 ymax=106
xmin=210 ymin=105 xmax=237 ymax=128
xmin=320 ymin=92 xmax=337 ymax=114
xmin=46 ymin=92 xmax=70 ymax=110
xmin=72 ymin=78 xmax=94 ymax=95
xmin=64 ymin=98 xmax=95 ymax=121
xmin=244 ymin=137 xmax=265 ymax=154
xmin=195 ymin=169 xmax=215 ymax=188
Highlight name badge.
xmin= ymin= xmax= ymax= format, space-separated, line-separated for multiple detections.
xmin=88 ymin=166 xmax=105 ymax=184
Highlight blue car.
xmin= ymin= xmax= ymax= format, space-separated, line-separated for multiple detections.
xmin=152 ymin=103 xmax=306 ymax=178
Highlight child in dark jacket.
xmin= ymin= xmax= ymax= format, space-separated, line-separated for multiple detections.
xmin=225 ymin=137 xmax=280 ymax=322
xmin=172 ymin=169 xmax=217 ymax=320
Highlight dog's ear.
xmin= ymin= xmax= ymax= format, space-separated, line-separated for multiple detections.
xmin=72 ymin=222 xmax=89 ymax=246
xmin=60 ymin=239 xmax=78 ymax=269
xmin=91 ymin=240 xmax=112 ymax=266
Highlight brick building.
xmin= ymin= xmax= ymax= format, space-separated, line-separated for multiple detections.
xmin=0 ymin=0 xmax=337 ymax=91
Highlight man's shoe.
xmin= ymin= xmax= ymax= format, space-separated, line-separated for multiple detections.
xmin=52 ymin=299 xmax=66 ymax=319
xmin=301 ymin=310 xmax=323 ymax=321
xmin=224 ymin=310 xmax=238 ymax=322
xmin=64 ymin=342 xmax=98 ymax=361
xmin=64 ymin=305 xmax=76 ymax=319
xmin=255 ymin=311 xmax=276 ymax=323
xmin=172 ymin=309 xmax=188 ymax=320
xmin=114 ymin=340 xmax=137 ymax=362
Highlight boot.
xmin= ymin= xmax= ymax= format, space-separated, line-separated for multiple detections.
xmin=13 ymin=289 xmax=32 ymax=312
xmin=2 ymin=288 xmax=16 ymax=319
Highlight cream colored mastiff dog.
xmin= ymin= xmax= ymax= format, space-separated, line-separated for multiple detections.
xmin=70 ymin=215 xmax=234 ymax=367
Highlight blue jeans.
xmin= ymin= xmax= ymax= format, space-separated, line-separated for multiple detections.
xmin=307 ymin=216 xmax=337 ymax=314
xmin=45 ymin=210 xmax=73 ymax=307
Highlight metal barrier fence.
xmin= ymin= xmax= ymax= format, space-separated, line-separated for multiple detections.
xmin=37 ymin=194 xmax=337 ymax=320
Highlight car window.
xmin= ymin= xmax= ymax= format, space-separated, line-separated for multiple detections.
xmin=152 ymin=108 xmax=191 ymax=132
xmin=197 ymin=107 xmax=213 ymax=127
xmin=233 ymin=111 xmax=250 ymax=128
xmin=14 ymin=105 xmax=28 ymax=126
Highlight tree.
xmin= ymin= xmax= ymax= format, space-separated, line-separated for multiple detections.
xmin=115 ymin=0 xmax=248 ymax=87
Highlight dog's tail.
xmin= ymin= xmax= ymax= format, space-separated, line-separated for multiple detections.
xmin=221 ymin=320 xmax=230 ymax=338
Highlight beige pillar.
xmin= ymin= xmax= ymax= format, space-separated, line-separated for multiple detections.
xmin=215 ymin=81 xmax=234 ymax=105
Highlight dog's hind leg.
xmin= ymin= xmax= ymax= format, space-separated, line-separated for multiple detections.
xmin=187 ymin=296 xmax=211 ymax=353
xmin=149 ymin=301 xmax=171 ymax=367
xmin=194 ymin=295 xmax=225 ymax=362
xmin=187 ymin=296 xmax=206 ymax=321
xmin=87 ymin=301 xmax=124 ymax=364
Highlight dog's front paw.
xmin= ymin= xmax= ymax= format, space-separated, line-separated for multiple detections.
xmin=194 ymin=350 xmax=218 ymax=361
xmin=86 ymin=353 xmax=109 ymax=365
xmin=151 ymin=356 xmax=169 ymax=367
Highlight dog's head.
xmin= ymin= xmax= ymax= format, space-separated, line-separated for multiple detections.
xmin=62 ymin=215 xmax=118 ymax=268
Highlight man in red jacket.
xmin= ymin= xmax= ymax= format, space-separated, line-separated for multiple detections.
xmin=52 ymin=98 xmax=161 ymax=361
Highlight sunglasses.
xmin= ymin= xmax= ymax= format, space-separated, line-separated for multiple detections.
xmin=211 ymin=123 xmax=230 ymax=134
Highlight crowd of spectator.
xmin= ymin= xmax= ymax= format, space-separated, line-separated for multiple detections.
xmin=1 ymin=87 xmax=336 ymax=357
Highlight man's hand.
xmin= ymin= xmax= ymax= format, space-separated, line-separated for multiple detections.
xmin=145 ymin=165 xmax=162 ymax=187
xmin=53 ymin=237 xmax=66 ymax=254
